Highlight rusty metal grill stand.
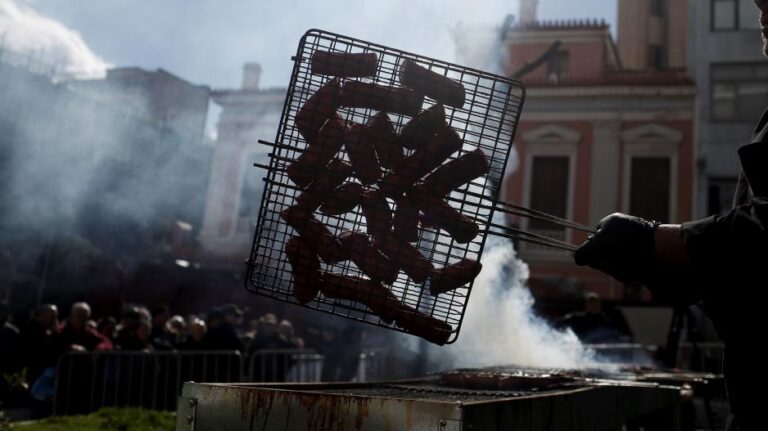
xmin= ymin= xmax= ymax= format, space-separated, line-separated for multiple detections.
xmin=245 ymin=29 xmax=525 ymax=344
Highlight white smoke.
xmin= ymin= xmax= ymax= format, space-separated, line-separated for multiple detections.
xmin=0 ymin=0 xmax=109 ymax=78
xmin=441 ymin=232 xmax=606 ymax=370
xmin=418 ymin=13 xmax=607 ymax=371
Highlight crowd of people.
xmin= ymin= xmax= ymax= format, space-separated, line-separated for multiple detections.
xmin=0 ymin=300 xmax=311 ymax=406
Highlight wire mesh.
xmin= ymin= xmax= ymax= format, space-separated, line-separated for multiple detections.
xmin=246 ymin=29 xmax=525 ymax=344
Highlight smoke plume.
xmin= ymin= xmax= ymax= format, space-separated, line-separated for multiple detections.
xmin=0 ymin=0 xmax=109 ymax=79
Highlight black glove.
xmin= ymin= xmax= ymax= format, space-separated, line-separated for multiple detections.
xmin=574 ymin=213 xmax=659 ymax=285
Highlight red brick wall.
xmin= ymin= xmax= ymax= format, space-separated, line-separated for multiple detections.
xmin=506 ymin=41 xmax=607 ymax=81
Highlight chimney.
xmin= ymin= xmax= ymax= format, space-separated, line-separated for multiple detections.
xmin=519 ymin=0 xmax=539 ymax=25
xmin=242 ymin=63 xmax=262 ymax=90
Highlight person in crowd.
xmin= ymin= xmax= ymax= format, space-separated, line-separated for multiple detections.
xmin=249 ymin=314 xmax=295 ymax=382
xmin=96 ymin=317 xmax=117 ymax=341
xmin=20 ymin=304 xmax=59 ymax=385
xmin=114 ymin=306 xmax=149 ymax=351
xmin=200 ymin=306 xmax=242 ymax=351
xmin=557 ymin=292 xmax=632 ymax=344
xmin=85 ymin=319 xmax=98 ymax=333
xmin=164 ymin=315 xmax=186 ymax=346
xmin=52 ymin=302 xmax=112 ymax=354
xmin=319 ymin=324 xmax=362 ymax=382
xmin=0 ymin=302 xmax=21 ymax=379
xmin=133 ymin=317 xmax=152 ymax=352
xmin=150 ymin=305 xmax=171 ymax=341
xmin=252 ymin=313 xmax=293 ymax=350
xmin=178 ymin=317 xmax=206 ymax=350
xmin=278 ymin=319 xmax=303 ymax=349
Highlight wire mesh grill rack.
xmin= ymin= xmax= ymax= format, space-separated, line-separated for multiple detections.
xmin=246 ymin=29 xmax=525 ymax=344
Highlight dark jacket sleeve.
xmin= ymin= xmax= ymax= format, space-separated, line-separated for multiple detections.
xmin=683 ymin=197 xmax=768 ymax=265
xmin=679 ymin=198 xmax=768 ymax=305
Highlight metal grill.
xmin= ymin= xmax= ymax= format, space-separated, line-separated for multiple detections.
xmin=246 ymin=29 xmax=525 ymax=344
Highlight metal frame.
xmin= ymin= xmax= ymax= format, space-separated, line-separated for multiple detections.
xmin=245 ymin=29 xmax=525 ymax=343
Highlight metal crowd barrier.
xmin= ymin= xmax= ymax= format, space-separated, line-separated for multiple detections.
xmin=243 ymin=349 xmax=323 ymax=383
xmin=53 ymin=350 xmax=242 ymax=415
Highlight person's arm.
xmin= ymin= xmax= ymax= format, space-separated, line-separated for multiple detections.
xmin=574 ymin=215 xmax=696 ymax=305
xmin=576 ymin=198 xmax=768 ymax=305
xmin=655 ymin=224 xmax=689 ymax=268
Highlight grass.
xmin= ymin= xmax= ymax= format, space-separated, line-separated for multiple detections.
xmin=11 ymin=407 xmax=176 ymax=431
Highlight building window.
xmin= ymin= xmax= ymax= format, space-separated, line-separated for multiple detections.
xmin=527 ymin=156 xmax=570 ymax=241
xmin=711 ymin=63 xmax=768 ymax=122
xmin=712 ymin=0 xmax=762 ymax=30
xmin=629 ymin=157 xmax=671 ymax=223
xmin=547 ymin=50 xmax=570 ymax=83
xmin=236 ymin=153 xmax=263 ymax=234
xmin=708 ymin=177 xmax=738 ymax=216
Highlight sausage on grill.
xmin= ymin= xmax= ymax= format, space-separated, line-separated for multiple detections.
xmin=280 ymin=206 xmax=348 ymax=263
xmin=345 ymin=124 xmax=382 ymax=185
xmin=311 ymin=51 xmax=378 ymax=77
xmin=380 ymin=124 xmax=462 ymax=198
xmin=393 ymin=197 xmax=419 ymax=243
xmin=413 ymin=191 xmax=479 ymax=244
xmin=338 ymin=231 xmax=399 ymax=285
xmin=395 ymin=304 xmax=453 ymax=345
xmin=319 ymin=182 xmax=364 ymax=216
xmin=366 ymin=112 xmax=403 ymax=170
xmin=295 ymin=78 xmax=341 ymax=141
xmin=418 ymin=148 xmax=490 ymax=196
xmin=399 ymin=103 xmax=445 ymax=150
xmin=399 ymin=59 xmax=466 ymax=108
xmin=429 ymin=258 xmax=483 ymax=296
xmin=295 ymin=159 xmax=353 ymax=211
xmin=373 ymin=235 xmax=433 ymax=283
xmin=361 ymin=189 xmax=392 ymax=239
xmin=340 ymin=81 xmax=423 ymax=117
xmin=285 ymin=237 xmax=321 ymax=304
xmin=287 ymin=115 xmax=347 ymax=189
xmin=319 ymin=273 xmax=401 ymax=324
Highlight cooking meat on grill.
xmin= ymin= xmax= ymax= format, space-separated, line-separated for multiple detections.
xmin=344 ymin=124 xmax=382 ymax=185
xmin=417 ymin=148 xmax=490 ymax=196
xmin=338 ymin=231 xmax=399 ymax=284
xmin=310 ymin=51 xmax=378 ymax=77
xmin=399 ymin=59 xmax=466 ymax=108
xmin=413 ymin=190 xmax=479 ymax=244
xmin=295 ymin=159 xmax=353 ymax=211
xmin=319 ymin=182 xmax=364 ymax=216
xmin=285 ymin=236 xmax=321 ymax=304
xmin=380 ymin=123 xmax=462 ymax=198
xmin=393 ymin=197 xmax=419 ymax=242
xmin=287 ymin=115 xmax=347 ymax=189
xmin=366 ymin=112 xmax=403 ymax=170
xmin=340 ymin=81 xmax=423 ymax=117
xmin=361 ymin=189 xmax=392 ymax=238
xmin=399 ymin=103 xmax=446 ymax=150
xmin=373 ymin=234 xmax=433 ymax=283
xmin=319 ymin=273 xmax=401 ymax=324
xmin=280 ymin=206 xmax=348 ymax=263
xmin=429 ymin=258 xmax=483 ymax=296
xmin=295 ymin=78 xmax=341 ymax=141
xmin=395 ymin=304 xmax=452 ymax=345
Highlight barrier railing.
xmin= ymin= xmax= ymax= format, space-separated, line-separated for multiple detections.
xmin=53 ymin=350 xmax=242 ymax=415
xmin=243 ymin=349 xmax=323 ymax=383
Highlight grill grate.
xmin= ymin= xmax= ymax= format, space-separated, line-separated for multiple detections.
xmin=245 ymin=29 xmax=525 ymax=344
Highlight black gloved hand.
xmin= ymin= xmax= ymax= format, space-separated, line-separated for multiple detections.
xmin=574 ymin=213 xmax=659 ymax=285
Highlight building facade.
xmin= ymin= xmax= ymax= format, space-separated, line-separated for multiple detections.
xmin=687 ymin=0 xmax=768 ymax=217
xmin=499 ymin=12 xmax=696 ymax=306
xmin=198 ymin=64 xmax=287 ymax=264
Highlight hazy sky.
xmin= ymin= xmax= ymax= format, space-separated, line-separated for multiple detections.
xmin=27 ymin=0 xmax=617 ymax=89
